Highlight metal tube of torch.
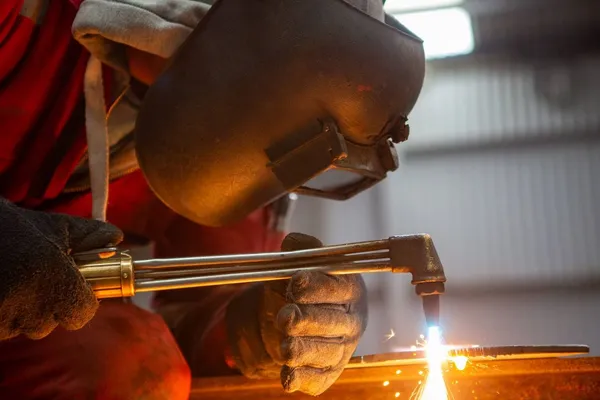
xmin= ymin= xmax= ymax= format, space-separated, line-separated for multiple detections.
xmin=75 ymin=234 xmax=446 ymax=328
xmin=135 ymin=261 xmax=392 ymax=292
xmin=134 ymin=239 xmax=391 ymax=269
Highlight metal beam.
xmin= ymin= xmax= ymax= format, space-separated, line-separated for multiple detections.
xmin=403 ymin=129 xmax=600 ymax=161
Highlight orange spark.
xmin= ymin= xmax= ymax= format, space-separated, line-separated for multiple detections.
xmin=404 ymin=332 xmax=476 ymax=399
xmin=450 ymin=355 xmax=468 ymax=371
xmin=385 ymin=329 xmax=396 ymax=342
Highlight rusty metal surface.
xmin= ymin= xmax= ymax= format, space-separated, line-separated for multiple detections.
xmin=190 ymin=356 xmax=600 ymax=400
xmin=348 ymin=345 xmax=590 ymax=368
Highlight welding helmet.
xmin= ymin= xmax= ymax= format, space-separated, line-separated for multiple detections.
xmin=134 ymin=0 xmax=426 ymax=227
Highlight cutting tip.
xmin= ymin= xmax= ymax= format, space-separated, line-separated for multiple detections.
xmin=422 ymin=295 xmax=440 ymax=327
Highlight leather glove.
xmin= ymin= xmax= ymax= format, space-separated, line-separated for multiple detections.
xmin=226 ymin=233 xmax=368 ymax=396
xmin=0 ymin=198 xmax=123 ymax=340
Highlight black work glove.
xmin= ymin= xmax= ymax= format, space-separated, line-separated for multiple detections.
xmin=0 ymin=198 xmax=123 ymax=340
xmin=226 ymin=233 xmax=368 ymax=396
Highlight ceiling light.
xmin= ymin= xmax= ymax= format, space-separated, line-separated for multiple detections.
xmin=384 ymin=0 xmax=464 ymax=13
xmin=393 ymin=7 xmax=475 ymax=60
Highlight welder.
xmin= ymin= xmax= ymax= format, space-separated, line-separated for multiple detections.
xmin=0 ymin=0 xmax=425 ymax=399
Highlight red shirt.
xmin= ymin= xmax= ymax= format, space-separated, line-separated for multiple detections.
xmin=0 ymin=0 xmax=90 ymax=207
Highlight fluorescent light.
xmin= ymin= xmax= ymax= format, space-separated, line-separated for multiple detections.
xmin=384 ymin=0 xmax=463 ymax=13
xmin=393 ymin=7 xmax=474 ymax=60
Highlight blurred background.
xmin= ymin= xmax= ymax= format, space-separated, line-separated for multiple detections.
xmin=290 ymin=0 xmax=600 ymax=356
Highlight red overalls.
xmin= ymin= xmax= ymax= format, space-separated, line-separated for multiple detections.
xmin=0 ymin=1 xmax=283 ymax=398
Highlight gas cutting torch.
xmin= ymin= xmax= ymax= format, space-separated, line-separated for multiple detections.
xmin=74 ymin=233 xmax=446 ymax=326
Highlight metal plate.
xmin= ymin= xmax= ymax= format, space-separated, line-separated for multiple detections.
xmin=347 ymin=344 xmax=590 ymax=368
xmin=191 ymin=357 xmax=600 ymax=400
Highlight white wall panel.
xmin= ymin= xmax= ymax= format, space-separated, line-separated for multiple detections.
xmin=383 ymin=141 xmax=600 ymax=285
xmin=405 ymin=55 xmax=600 ymax=149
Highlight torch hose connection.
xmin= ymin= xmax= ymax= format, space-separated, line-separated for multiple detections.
xmin=74 ymin=234 xmax=447 ymax=320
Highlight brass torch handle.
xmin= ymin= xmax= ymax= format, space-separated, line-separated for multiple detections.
xmin=76 ymin=251 xmax=135 ymax=299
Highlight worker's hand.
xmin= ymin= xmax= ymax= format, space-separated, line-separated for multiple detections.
xmin=226 ymin=233 xmax=368 ymax=396
xmin=0 ymin=198 xmax=123 ymax=340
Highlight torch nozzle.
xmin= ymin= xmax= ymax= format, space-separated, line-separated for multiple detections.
xmin=416 ymin=282 xmax=445 ymax=328
xmin=422 ymin=295 xmax=440 ymax=328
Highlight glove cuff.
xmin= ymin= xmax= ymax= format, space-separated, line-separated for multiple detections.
xmin=225 ymin=284 xmax=280 ymax=379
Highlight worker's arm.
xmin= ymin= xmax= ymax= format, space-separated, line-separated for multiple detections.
xmin=146 ymin=200 xmax=368 ymax=396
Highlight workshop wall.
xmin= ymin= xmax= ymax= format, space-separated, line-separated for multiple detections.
xmin=290 ymin=53 xmax=600 ymax=356
xmin=404 ymin=56 xmax=600 ymax=150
